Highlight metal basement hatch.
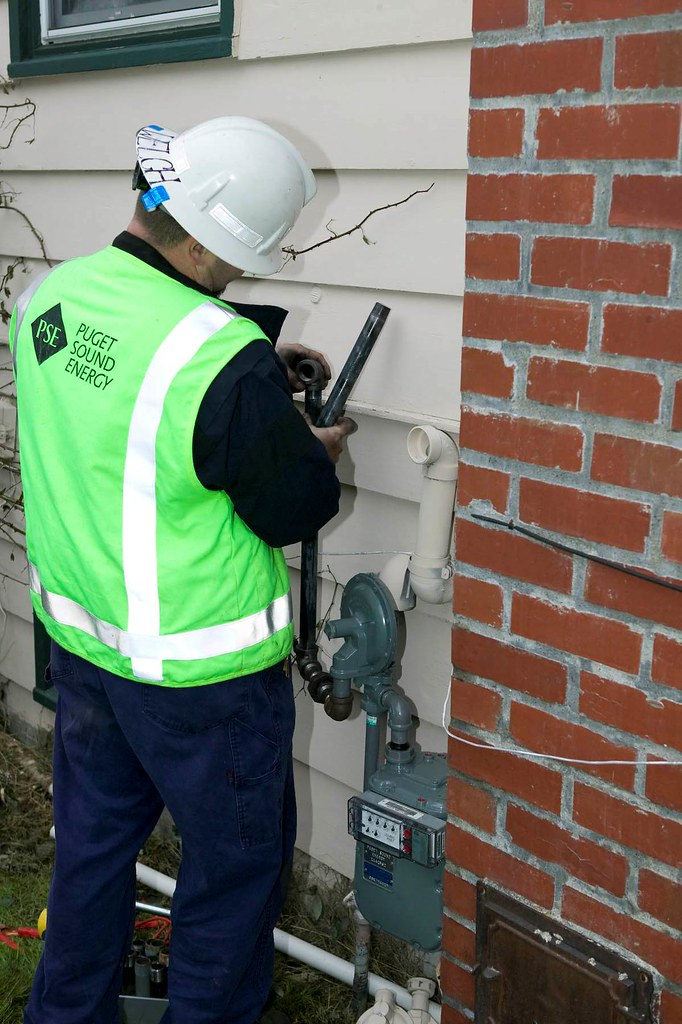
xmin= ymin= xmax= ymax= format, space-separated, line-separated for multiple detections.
xmin=475 ymin=884 xmax=654 ymax=1023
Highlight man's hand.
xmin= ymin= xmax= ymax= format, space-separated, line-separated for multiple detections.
xmin=306 ymin=415 xmax=358 ymax=463
xmin=277 ymin=342 xmax=332 ymax=392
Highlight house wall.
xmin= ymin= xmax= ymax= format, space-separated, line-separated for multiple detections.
xmin=0 ymin=0 xmax=471 ymax=880
xmin=445 ymin=3 xmax=681 ymax=1022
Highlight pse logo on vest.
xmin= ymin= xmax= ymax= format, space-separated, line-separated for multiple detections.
xmin=31 ymin=304 xmax=68 ymax=365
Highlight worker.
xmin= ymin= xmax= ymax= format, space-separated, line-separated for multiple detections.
xmin=10 ymin=117 xmax=355 ymax=1024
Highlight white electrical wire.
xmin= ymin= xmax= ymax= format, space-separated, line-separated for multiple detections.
xmin=442 ymin=688 xmax=682 ymax=766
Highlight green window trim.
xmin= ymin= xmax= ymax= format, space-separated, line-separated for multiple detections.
xmin=7 ymin=0 xmax=234 ymax=78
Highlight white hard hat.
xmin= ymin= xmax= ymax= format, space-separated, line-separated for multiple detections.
xmin=134 ymin=117 xmax=317 ymax=276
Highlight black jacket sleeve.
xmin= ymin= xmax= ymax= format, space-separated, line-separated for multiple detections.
xmin=193 ymin=338 xmax=340 ymax=548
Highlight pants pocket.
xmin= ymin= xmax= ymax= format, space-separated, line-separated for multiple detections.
xmin=229 ymin=669 xmax=294 ymax=849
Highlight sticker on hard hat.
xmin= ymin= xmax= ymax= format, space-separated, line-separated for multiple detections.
xmin=209 ymin=203 xmax=263 ymax=248
xmin=136 ymin=125 xmax=181 ymax=187
xmin=142 ymin=186 xmax=170 ymax=211
xmin=169 ymin=139 xmax=189 ymax=176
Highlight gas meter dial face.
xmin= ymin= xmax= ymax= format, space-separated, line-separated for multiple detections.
xmin=349 ymin=793 xmax=444 ymax=868
xmin=360 ymin=807 xmax=411 ymax=856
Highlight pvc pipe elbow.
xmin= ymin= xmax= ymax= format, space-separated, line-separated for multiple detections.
xmin=407 ymin=425 xmax=458 ymax=481
xmin=378 ymin=552 xmax=416 ymax=612
xmin=406 ymin=424 xmax=458 ymax=605
xmin=408 ymin=572 xmax=451 ymax=605
xmin=357 ymin=989 xmax=412 ymax=1024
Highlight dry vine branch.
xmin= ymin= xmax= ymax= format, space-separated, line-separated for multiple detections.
xmin=0 ymin=84 xmax=48 ymax=330
xmin=0 ymin=99 xmax=36 ymax=151
xmin=282 ymin=182 xmax=435 ymax=261
xmin=0 ymin=256 xmax=25 ymax=324
xmin=0 ymin=81 xmax=41 ymax=546
xmin=1 ymin=184 xmax=52 ymax=270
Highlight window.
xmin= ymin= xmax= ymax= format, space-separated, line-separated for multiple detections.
xmin=7 ymin=0 xmax=233 ymax=77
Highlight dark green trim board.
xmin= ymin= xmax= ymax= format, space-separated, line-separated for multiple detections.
xmin=7 ymin=1 xmax=233 ymax=77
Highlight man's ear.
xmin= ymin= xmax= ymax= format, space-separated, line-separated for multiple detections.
xmin=188 ymin=237 xmax=207 ymax=263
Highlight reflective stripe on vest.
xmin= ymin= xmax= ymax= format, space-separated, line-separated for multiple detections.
xmin=122 ymin=301 xmax=236 ymax=679
xmin=29 ymin=561 xmax=293 ymax=663
xmin=10 ymin=268 xmax=55 ymax=379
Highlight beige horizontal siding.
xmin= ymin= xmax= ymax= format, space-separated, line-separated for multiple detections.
xmin=0 ymin=170 xmax=466 ymax=297
xmin=236 ymin=0 xmax=471 ymax=58
xmin=0 ymin=38 xmax=469 ymax=172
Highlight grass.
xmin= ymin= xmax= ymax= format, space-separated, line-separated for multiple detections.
xmin=0 ymin=873 xmax=51 ymax=1024
xmin=0 ymin=726 xmax=54 ymax=1024
xmin=0 ymin=727 xmax=432 ymax=1024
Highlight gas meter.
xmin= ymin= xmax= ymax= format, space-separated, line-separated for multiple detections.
xmin=348 ymin=753 xmax=447 ymax=951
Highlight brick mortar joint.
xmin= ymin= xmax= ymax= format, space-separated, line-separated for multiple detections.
xmin=445 ymin=811 xmax=682 ymax=926
xmin=457 ymin=462 xmax=682 ymax=546
xmin=456 ymin=567 xmax=681 ymax=658
xmin=454 ymin=585 xmax=682 ymax=671
xmin=465 ymin=220 xmax=682 ymax=246
xmin=473 ymin=337 xmax=681 ymax=385
xmin=461 ymin=390 xmax=682 ymax=446
xmin=467 ymin=158 xmax=682 ymax=176
xmin=471 ymin=15 xmax=682 ymax=48
xmin=560 ymin=873 xmax=682 ymax=942
xmin=463 ymin=275 xmax=682 ymax=306
xmin=449 ymin=663 xmax=681 ymax=760
xmin=449 ymin=718 xmax=682 ymax=809
xmin=442 ymin=906 xmax=476 ymax=933
xmin=467 ymin=92 xmax=682 ymax=114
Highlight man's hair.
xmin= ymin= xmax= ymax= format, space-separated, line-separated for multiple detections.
xmin=134 ymin=193 xmax=190 ymax=249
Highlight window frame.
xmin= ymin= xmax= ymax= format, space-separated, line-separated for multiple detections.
xmin=42 ymin=0 xmax=218 ymax=41
xmin=7 ymin=0 xmax=234 ymax=78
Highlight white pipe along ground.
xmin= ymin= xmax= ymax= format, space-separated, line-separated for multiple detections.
xmin=135 ymin=863 xmax=441 ymax=1022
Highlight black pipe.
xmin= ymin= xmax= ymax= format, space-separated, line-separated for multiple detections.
xmin=294 ymin=358 xmax=333 ymax=702
xmin=316 ymin=303 xmax=390 ymax=427
xmin=122 ymin=951 xmax=136 ymax=995
xmin=297 ymin=357 xmax=327 ymax=413
xmin=294 ymin=305 xmax=390 ymax=705
xmin=150 ymin=960 xmax=167 ymax=998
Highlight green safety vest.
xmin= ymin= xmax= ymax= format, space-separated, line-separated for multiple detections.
xmin=10 ymin=245 xmax=293 ymax=686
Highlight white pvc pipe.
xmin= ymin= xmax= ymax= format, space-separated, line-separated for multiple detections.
xmin=406 ymin=426 xmax=458 ymax=605
xmin=135 ymin=863 xmax=441 ymax=1023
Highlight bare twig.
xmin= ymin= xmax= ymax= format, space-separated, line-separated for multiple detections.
xmin=0 ymin=80 xmax=36 ymax=550
xmin=0 ymin=257 xmax=26 ymax=323
xmin=0 ymin=191 xmax=52 ymax=266
xmin=0 ymin=99 xmax=36 ymax=151
xmin=283 ymin=182 xmax=435 ymax=261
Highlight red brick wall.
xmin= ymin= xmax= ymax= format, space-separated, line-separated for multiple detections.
xmin=446 ymin=3 xmax=682 ymax=1021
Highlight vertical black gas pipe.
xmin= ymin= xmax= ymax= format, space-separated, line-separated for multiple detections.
xmin=295 ymin=359 xmax=332 ymax=702
xmin=294 ymin=304 xmax=391 ymax=703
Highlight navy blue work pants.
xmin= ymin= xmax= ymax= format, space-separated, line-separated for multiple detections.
xmin=24 ymin=641 xmax=296 ymax=1024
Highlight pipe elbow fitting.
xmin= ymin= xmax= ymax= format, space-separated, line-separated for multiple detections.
xmin=381 ymin=690 xmax=412 ymax=732
xmin=407 ymin=425 xmax=458 ymax=481
xmin=324 ymin=692 xmax=354 ymax=721
xmin=407 ymin=562 xmax=453 ymax=605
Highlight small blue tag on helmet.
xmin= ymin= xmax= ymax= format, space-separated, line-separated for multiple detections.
xmin=148 ymin=125 xmax=165 ymax=131
xmin=142 ymin=185 xmax=170 ymax=211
